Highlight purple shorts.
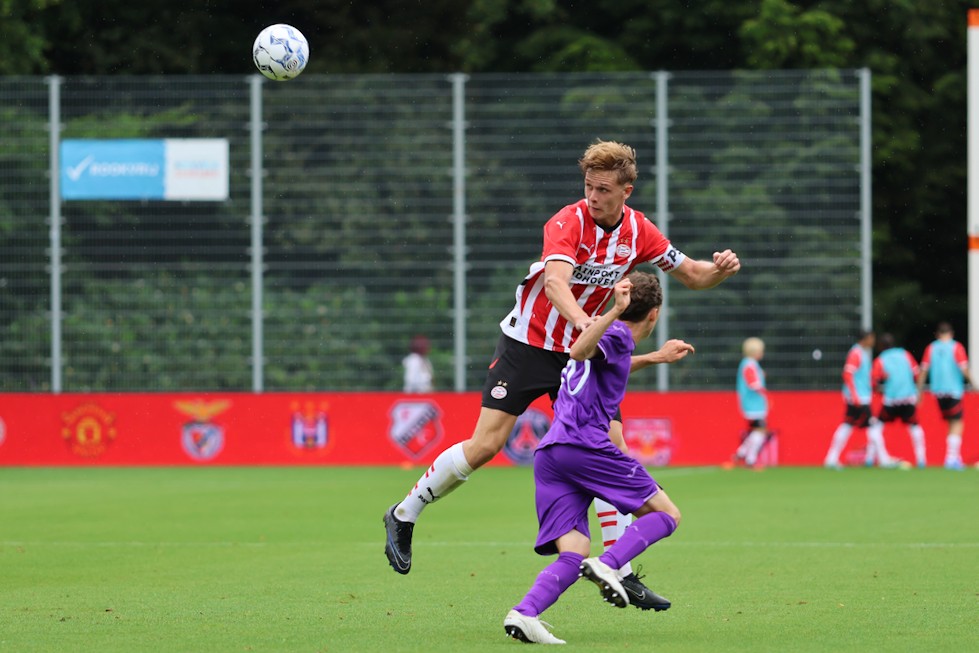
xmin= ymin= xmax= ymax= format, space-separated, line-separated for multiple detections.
xmin=532 ymin=443 xmax=659 ymax=555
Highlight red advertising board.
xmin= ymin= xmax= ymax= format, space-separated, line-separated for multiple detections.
xmin=0 ymin=391 xmax=974 ymax=467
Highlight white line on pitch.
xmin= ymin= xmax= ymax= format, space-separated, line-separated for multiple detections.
xmin=6 ymin=539 xmax=976 ymax=550
xmin=414 ymin=540 xmax=979 ymax=549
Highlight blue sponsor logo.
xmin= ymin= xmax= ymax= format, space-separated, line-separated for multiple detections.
xmin=61 ymin=139 xmax=165 ymax=200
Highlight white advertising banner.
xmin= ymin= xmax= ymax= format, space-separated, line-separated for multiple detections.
xmin=163 ymin=138 xmax=229 ymax=201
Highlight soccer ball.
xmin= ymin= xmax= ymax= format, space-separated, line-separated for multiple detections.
xmin=252 ymin=24 xmax=309 ymax=81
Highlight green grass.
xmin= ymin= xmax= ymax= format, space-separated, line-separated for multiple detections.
xmin=1 ymin=466 xmax=977 ymax=652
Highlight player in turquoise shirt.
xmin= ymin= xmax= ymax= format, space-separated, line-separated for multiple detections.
xmin=917 ymin=322 xmax=972 ymax=470
xmin=824 ymin=330 xmax=877 ymax=469
xmin=867 ymin=333 xmax=926 ymax=468
xmin=734 ymin=337 xmax=769 ymax=467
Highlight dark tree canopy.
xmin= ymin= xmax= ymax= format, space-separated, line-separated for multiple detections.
xmin=3 ymin=0 xmax=975 ymax=352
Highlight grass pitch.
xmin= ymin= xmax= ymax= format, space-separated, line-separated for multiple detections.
xmin=1 ymin=465 xmax=977 ymax=652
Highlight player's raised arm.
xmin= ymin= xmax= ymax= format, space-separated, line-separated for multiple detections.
xmin=668 ymin=249 xmax=740 ymax=290
xmin=630 ymin=339 xmax=695 ymax=372
xmin=543 ymin=260 xmax=598 ymax=332
xmin=569 ymin=279 xmax=632 ymax=361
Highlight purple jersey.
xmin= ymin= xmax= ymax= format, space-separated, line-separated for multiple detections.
xmin=531 ymin=321 xmax=661 ymax=556
xmin=539 ymin=321 xmax=635 ymax=454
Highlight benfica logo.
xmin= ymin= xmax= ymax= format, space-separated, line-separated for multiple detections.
xmin=623 ymin=417 xmax=673 ymax=466
xmin=174 ymin=399 xmax=231 ymax=462
xmin=61 ymin=403 xmax=117 ymax=457
xmin=289 ymin=400 xmax=330 ymax=453
xmin=388 ymin=400 xmax=443 ymax=459
xmin=504 ymin=408 xmax=550 ymax=466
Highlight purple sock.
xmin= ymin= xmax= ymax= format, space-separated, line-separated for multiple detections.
xmin=513 ymin=551 xmax=585 ymax=617
xmin=600 ymin=512 xmax=677 ymax=571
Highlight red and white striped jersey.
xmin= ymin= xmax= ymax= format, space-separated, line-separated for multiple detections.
xmin=500 ymin=199 xmax=684 ymax=352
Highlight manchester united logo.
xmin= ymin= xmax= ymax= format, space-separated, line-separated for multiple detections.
xmin=61 ymin=403 xmax=117 ymax=457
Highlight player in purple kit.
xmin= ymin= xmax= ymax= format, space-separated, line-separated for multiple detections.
xmin=504 ymin=271 xmax=688 ymax=645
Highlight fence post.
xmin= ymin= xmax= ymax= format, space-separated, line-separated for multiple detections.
xmin=654 ymin=70 xmax=671 ymax=392
xmin=47 ymin=75 xmax=63 ymax=393
xmin=450 ymin=73 xmax=469 ymax=392
xmin=250 ymin=75 xmax=265 ymax=392
xmin=858 ymin=68 xmax=873 ymax=333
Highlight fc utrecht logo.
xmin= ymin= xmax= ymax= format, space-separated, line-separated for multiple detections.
xmin=504 ymin=408 xmax=551 ymax=466
xmin=61 ymin=403 xmax=117 ymax=457
xmin=389 ymin=400 xmax=443 ymax=459
xmin=623 ymin=417 xmax=673 ymax=466
xmin=175 ymin=399 xmax=231 ymax=462
xmin=290 ymin=401 xmax=330 ymax=452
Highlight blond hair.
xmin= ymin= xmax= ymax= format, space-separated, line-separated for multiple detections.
xmin=742 ymin=337 xmax=765 ymax=358
xmin=578 ymin=140 xmax=638 ymax=185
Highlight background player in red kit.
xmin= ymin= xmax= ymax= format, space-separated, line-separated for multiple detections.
xmin=384 ymin=139 xmax=740 ymax=608
xmin=823 ymin=329 xmax=877 ymax=469
xmin=917 ymin=322 xmax=972 ymax=469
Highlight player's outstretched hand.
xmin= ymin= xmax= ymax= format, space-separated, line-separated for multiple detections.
xmin=713 ymin=249 xmax=741 ymax=277
xmin=658 ymin=339 xmax=695 ymax=363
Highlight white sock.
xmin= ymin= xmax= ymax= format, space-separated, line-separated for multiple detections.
xmin=946 ymin=434 xmax=962 ymax=462
xmin=594 ymin=498 xmax=633 ymax=577
xmin=864 ymin=439 xmax=876 ymax=466
xmin=735 ymin=435 xmax=749 ymax=460
xmin=825 ymin=423 xmax=853 ymax=465
xmin=866 ymin=421 xmax=891 ymax=465
xmin=743 ymin=430 xmax=767 ymax=465
xmin=395 ymin=442 xmax=473 ymax=523
xmin=909 ymin=425 xmax=926 ymax=467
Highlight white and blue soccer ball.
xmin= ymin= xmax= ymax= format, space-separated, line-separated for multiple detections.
xmin=252 ymin=24 xmax=309 ymax=81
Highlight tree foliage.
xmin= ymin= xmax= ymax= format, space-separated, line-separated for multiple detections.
xmin=1 ymin=0 xmax=974 ymax=387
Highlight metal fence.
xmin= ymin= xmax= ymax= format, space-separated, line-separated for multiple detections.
xmin=0 ymin=70 xmax=870 ymax=393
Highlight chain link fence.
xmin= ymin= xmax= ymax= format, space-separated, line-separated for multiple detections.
xmin=0 ymin=70 xmax=868 ymax=392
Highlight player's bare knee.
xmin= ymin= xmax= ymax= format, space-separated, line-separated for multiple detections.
xmin=555 ymin=530 xmax=590 ymax=556
xmin=462 ymin=440 xmax=493 ymax=469
xmin=463 ymin=432 xmax=508 ymax=468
